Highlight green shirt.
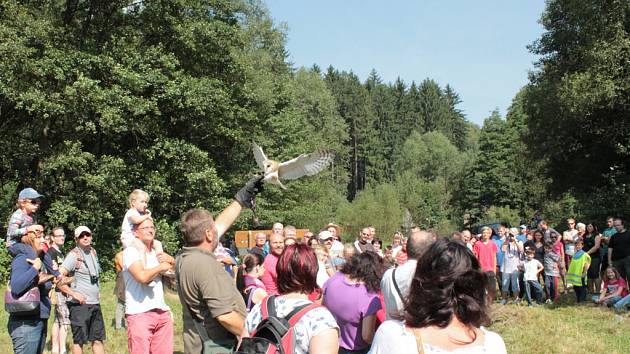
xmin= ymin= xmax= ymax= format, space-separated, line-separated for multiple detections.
xmin=177 ymin=247 xmax=246 ymax=353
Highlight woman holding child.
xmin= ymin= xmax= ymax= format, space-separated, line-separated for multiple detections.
xmin=7 ymin=230 xmax=54 ymax=354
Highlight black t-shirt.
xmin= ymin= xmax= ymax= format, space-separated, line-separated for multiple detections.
xmin=524 ymin=240 xmax=545 ymax=264
xmin=47 ymin=246 xmax=64 ymax=267
xmin=609 ymin=230 xmax=630 ymax=261
xmin=47 ymin=246 xmax=64 ymax=292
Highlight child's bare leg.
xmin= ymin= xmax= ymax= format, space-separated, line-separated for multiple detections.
xmin=153 ymin=240 xmax=163 ymax=254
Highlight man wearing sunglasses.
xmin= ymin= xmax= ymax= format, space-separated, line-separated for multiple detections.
xmin=353 ymin=227 xmax=375 ymax=254
xmin=59 ymin=226 xmax=105 ymax=354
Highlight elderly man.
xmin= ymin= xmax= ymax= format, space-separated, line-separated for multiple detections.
xmin=283 ymin=225 xmax=297 ymax=246
xmin=381 ymin=229 xmax=434 ymax=319
xmin=59 ymin=226 xmax=105 ymax=354
xmin=462 ymin=229 xmax=474 ymax=250
xmin=176 ymin=176 xmax=263 ymax=353
xmin=354 ymin=227 xmax=375 ymax=254
xmin=272 ymin=222 xmax=284 ymax=235
xmin=123 ymin=218 xmax=175 ymax=354
xmin=248 ymin=232 xmax=267 ymax=257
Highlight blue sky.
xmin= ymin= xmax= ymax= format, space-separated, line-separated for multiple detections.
xmin=265 ymin=1 xmax=546 ymax=126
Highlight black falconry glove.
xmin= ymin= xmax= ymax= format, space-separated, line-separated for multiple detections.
xmin=235 ymin=174 xmax=265 ymax=209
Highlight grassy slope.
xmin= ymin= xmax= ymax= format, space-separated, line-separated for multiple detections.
xmin=1 ymin=281 xmax=629 ymax=353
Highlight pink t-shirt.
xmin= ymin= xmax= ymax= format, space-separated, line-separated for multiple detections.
xmin=603 ymin=278 xmax=629 ymax=297
xmin=260 ymin=253 xmax=280 ymax=295
xmin=553 ymin=241 xmax=564 ymax=257
xmin=474 ymin=240 xmax=498 ymax=272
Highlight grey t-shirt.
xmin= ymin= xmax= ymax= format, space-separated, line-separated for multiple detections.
xmin=61 ymin=247 xmax=101 ymax=304
xmin=543 ymin=252 xmax=560 ymax=277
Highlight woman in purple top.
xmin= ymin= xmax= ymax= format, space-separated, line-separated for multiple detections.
xmin=323 ymin=251 xmax=385 ymax=354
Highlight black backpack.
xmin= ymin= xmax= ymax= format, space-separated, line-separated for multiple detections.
xmin=235 ymin=295 xmax=320 ymax=354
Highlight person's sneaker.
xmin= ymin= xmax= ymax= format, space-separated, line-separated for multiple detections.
xmin=500 ymin=299 xmax=508 ymax=305
xmin=545 ymin=299 xmax=552 ymax=304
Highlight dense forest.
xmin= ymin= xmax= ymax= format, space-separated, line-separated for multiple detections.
xmin=1 ymin=0 xmax=628 ymax=278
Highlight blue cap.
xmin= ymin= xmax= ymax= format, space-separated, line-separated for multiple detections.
xmin=18 ymin=188 xmax=43 ymax=200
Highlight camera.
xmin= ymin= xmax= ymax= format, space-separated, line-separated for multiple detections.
xmin=90 ymin=275 xmax=99 ymax=284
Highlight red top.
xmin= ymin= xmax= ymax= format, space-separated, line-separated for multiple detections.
xmin=603 ymin=278 xmax=629 ymax=297
xmin=395 ymin=250 xmax=408 ymax=265
xmin=260 ymin=253 xmax=280 ymax=295
xmin=473 ymin=240 xmax=498 ymax=273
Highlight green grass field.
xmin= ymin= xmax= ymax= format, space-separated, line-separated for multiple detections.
xmin=2 ymin=281 xmax=629 ymax=353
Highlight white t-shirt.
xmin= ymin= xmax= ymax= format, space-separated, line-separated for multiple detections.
xmin=368 ymin=320 xmax=507 ymax=354
xmin=523 ymin=259 xmax=543 ymax=281
xmin=316 ymin=261 xmax=330 ymax=288
xmin=123 ymin=247 xmax=169 ymax=315
xmin=391 ymin=245 xmax=403 ymax=259
xmin=500 ymin=241 xmax=522 ymax=274
xmin=330 ymin=240 xmax=344 ymax=258
xmin=121 ymin=208 xmax=141 ymax=248
xmin=381 ymin=259 xmax=417 ymax=320
xmin=563 ymin=230 xmax=579 ymax=256
xmin=246 ymin=297 xmax=339 ymax=354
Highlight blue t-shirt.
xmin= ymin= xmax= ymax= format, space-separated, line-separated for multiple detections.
xmin=492 ymin=236 xmax=506 ymax=268
xmin=517 ymin=233 xmax=527 ymax=244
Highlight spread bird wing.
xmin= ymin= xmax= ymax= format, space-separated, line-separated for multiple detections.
xmin=278 ymin=150 xmax=335 ymax=180
xmin=252 ymin=143 xmax=267 ymax=169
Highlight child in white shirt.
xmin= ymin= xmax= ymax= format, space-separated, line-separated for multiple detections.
xmin=121 ymin=189 xmax=164 ymax=286
xmin=522 ymin=249 xmax=544 ymax=306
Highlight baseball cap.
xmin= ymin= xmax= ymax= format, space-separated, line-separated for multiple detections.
xmin=18 ymin=188 xmax=43 ymax=200
xmin=520 ymin=225 xmax=527 ymax=230
xmin=318 ymin=230 xmax=333 ymax=240
xmin=74 ymin=226 xmax=92 ymax=238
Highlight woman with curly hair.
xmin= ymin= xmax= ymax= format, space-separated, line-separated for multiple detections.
xmin=323 ymin=251 xmax=385 ymax=354
xmin=368 ymin=238 xmax=506 ymax=354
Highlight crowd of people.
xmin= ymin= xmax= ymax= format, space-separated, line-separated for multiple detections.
xmin=456 ymin=218 xmax=630 ymax=309
xmin=5 ymin=180 xmax=629 ymax=354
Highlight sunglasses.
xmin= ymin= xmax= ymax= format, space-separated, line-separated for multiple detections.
xmin=77 ymin=233 xmax=92 ymax=239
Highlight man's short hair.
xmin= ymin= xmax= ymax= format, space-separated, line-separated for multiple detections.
xmin=614 ymin=217 xmax=625 ymax=226
xmin=407 ymin=230 xmax=434 ymax=259
xmin=180 ymin=208 xmax=216 ymax=246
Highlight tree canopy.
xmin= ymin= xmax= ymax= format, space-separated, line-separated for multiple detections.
xmin=1 ymin=0 xmax=627 ymax=280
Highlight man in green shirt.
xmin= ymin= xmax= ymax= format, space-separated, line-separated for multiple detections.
xmin=176 ymin=176 xmax=264 ymax=353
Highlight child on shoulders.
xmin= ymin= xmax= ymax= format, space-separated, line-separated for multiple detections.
xmin=121 ymin=189 xmax=164 ymax=285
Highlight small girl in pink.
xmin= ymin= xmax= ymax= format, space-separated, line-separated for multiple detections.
xmin=594 ymin=267 xmax=628 ymax=307
xmin=236 ymin=253 xmax=268 ymax=310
